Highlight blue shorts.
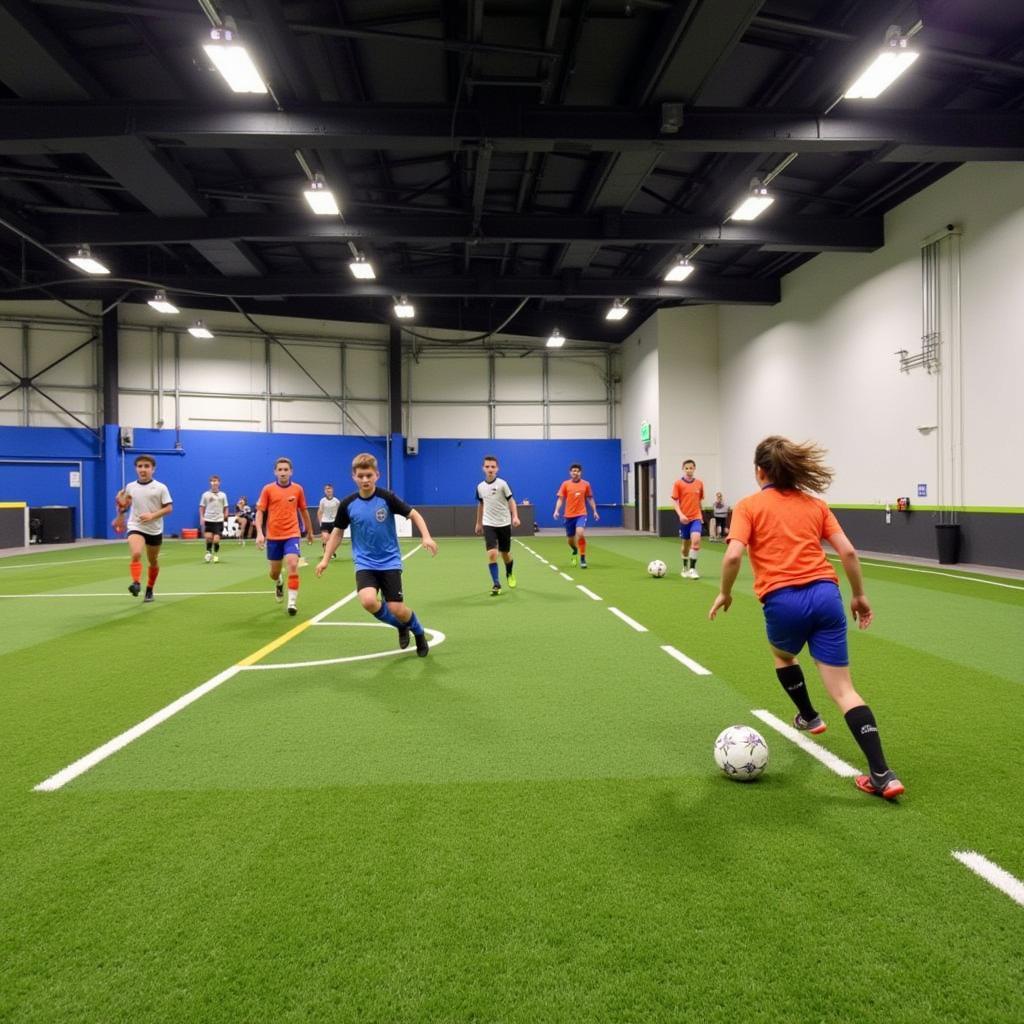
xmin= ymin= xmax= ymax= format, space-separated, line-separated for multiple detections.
xmin=762 ymin=579 xmax=848 ymax=666
xmin=266 ymin=537 xmax=301 ymax=562
xmin=564 ymin=515 xmax=588 ymax=536
xmin=679 ymin=518 xmax=702 ymax=538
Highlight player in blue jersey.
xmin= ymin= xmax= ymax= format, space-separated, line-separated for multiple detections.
xmin=315 ymin=452 xmax=438 ymax=656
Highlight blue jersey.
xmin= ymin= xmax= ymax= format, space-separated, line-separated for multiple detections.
xmin=335 ymin=488 xmax=413 ymax=571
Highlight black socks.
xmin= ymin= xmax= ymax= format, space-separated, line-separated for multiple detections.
xmin=844 ymin=705 xmax=889 ymax=776
xmin=776 ymin=664 xmax=818 ymax=721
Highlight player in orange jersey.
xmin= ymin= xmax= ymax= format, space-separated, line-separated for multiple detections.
xmin=671 ymin=459 xmax=704 ymax=578
xmin=255 ymin=457 xmax=315 ymax=617
xmin=708 ymin=436 xmax=904 ymax=800
xmin=553 ymin=463 xmax=598 ymax=568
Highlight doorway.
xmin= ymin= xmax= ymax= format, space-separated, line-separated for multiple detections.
xmin=635 ymin=459 xmax=657 ymax=533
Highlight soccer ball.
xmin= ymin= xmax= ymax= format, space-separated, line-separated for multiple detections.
xmin=713 ymin=725 xmax=768 ymax=782
xmin=647 ymin=559 xmax=667 ymax=578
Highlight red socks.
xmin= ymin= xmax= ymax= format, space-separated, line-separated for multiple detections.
xmin=147 ymin=566 xmax=159 ymax=588
xmin=287 ymin=574 xmax=299 ymax=591
xmin=578 ymin=536 xmax=587 ymax=555
xmin=130 ymin=561 xmax=142 ymax=583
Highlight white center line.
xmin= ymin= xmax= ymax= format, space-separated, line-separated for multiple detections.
xmin=576 ymin=585 xmax=602 ymax=601
xmin=952 ymin=851 xmax=1024 ymax=907
xmin=549 ymin=564 xmax=559 ymax=571
xmin=751 ymin=708 xmax=859 ymax=778
xmin=660 ymin=644 xmax=711 ymax=675
xmin=0 ymin=555 xmax=123 ymax=571
xmin=608 ymin=606 xmax=647 ymax=632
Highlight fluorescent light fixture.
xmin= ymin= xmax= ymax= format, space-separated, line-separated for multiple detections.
xmin=606 ymin=299 xmax=629 ymax=321
xmin=147 ymin=291 xmax=178 ymax=315
xmin=393 ymin=297 xmax=415 ymax=319
xmin=546 ymin=328 xmax=565 ymax=348
xmin=188 ymin=320 xmax=214 ymax=339
xmin=845 ymin=28 xmax=919 ymax=99
xmin=203 ymin=26 xmax=268 ymax=94
xmin=729 ymin=179 xmax=774 ymax=222
xmin=303 ymin=174 xmax=340 ymax=216
xmin=348 ymin=255 xmax=376 ymax=280
xmin=68 ymin=246 xmax=109 ymax=275
xmin=664 ymin=257 xmax=695 ymax=282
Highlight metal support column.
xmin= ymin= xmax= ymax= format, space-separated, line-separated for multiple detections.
xmin=101 ymin=306 xmax=118 ymax=425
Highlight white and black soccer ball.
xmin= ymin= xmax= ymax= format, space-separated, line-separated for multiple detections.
xmin=647 ymin=559 xmax=667 ymax=578
xmin=714 ymin=725 xmax=768 ymax=782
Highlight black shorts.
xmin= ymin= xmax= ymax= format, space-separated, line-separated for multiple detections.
xmin=715 ymin=516 xmax=728 ymax=530
xmin=483 ymin=524 xmax=512 ymax=553
xmin=355 ymin=568 xmax=404 ymax=603
xmin=320 ymin=520 xmax=336 ymax=533
xmin=204 ymin=520 xmax=224 ymax=536
xmin=127 ymin=530 xmax=163 ymax=547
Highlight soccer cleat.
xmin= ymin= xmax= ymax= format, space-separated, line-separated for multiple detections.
xmin=275 ymin=579 xmax=284 ymax=602
xmin=855 ymin=770 xmax=905 ymax=800
xmin=579 ymin=556 xmax=587 ymax=569
xmin=143 ymin=588 xmax=154 ymax=603
xmin=687 ymin=568 xmax=700 ymax=579
xmin=213 ymin=555 xmax=220 ymax=563
xmin=298 ymin=556 xmax=309 ymax=568
xmin=128 ymin=581 xmax=141 ymax=598
xmin=506 ymin=573 xmax=517 ymax=589
xmin=414 ymin=632 xmax=429 ymax=657
xmin=398 ymin=624 xmax=411 ymax=650
xmin=490 ymin=584 xmax=502 ymax=597
xmin=680 ymin=569 xmax=689 ymax=578
xmin=287 ymin=592 xmax=297 ymax=616
xmin=793 ymin=713 xmax=828 ymax=735
xmin=570 ymin=553 xmax=578 ymax=567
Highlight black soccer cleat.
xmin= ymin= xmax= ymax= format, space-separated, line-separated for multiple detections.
xmin=275 ymin=579 xmax=284 ymax=602
xmin=128 ymin=581 xmax=141 ymax=597
xmin=490 ymin=584 xmax=502 ymax=597
xmin=143 ymin=588 xmax=154 ymax=603
xmin=414 ymin=632 xmax=429 ymax=657
xmin=398 ymin=624 xmax=411 ymax=649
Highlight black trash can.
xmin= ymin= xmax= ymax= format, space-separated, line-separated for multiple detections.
xmin=935 ymin=523 xmax=961 ymax=565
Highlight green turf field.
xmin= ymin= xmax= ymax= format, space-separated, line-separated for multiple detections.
xmin=1 ymin=535 xmax=1022 ymax=1023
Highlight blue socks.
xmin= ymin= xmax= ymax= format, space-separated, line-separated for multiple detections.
xmin=405 ymin=611 xmax=424 ymax=636
xmin=372 ymin=605 xmax=401 ymax=628
xmin=489 ymin=562 xmax=499 ymax=585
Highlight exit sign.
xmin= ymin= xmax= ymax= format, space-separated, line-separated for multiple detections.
xmin=640 ymin=421 xmax=651 ymax=445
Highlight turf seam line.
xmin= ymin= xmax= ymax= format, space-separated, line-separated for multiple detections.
xmin=660 ymin=645 xmax=711 ymax=675
xmin=751 ymin=709 xmax=860 ymax=778
xmin=951 ymin=851 xmax=1024 ymax=907
xmin=608 ymin=606 xmax=648 ymax=632
xmin=32 ymin=546 xmax=424 ymax=792
xmin=576 ymin=585 xmax=601 ymax=601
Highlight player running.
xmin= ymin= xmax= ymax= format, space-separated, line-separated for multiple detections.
xmin=112 ymin=454 xmax=172 ymax=604
xmin=317 ymin=484 xmax=341 ymax=559
xmin=199 ymin=475 xmax=228 ymax=563
xmin=553 ymin=463 xmax=598 ymax=568
xmin=671 ymin=459 xmax=704 ymax=578
xmin=708 ymin=435 xmax=904 ymax=800
xmin=316 ymin=452 xmax=437 ymax=656
xmin=254 ymin=457 xmax=314 ymax=616
xmin=475 ymin=455 xmax=520 ymax=596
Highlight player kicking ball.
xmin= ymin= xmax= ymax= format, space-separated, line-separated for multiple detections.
xmin=255 ymin=457 xmax=314 ymax=616
xmin=112 ymin=454 xmax=172 ymax=604
xmin=316 ymin=452 xmax=437 ymax=656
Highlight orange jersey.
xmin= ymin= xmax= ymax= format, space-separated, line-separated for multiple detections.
xmin=728 ymin=486 xmax=841 ymax=600
xmin=256 ymin=481 xmax=307 ymax=540
xmin=557 ymin=479 xmax=593 ymax=518
xmin=671 ymin=477 xmax=704 ymax=522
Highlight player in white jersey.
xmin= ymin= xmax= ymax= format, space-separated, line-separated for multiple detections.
xmin=199 ymin=475 xmax=229 ymax=563
xmin=317 ymin=484 xmax=342 ymax=559
xmin=112 ymin=454 xmax=173 ymax=603
xmin=475 ymin=455 xmax=520 ymax=596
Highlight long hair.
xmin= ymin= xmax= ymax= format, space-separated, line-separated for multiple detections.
xmin=754 ymin=436 xmax=834 ymax=493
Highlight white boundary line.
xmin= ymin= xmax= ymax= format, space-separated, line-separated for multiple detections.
xmin=576 ymin=585 xmax=601 ymax=601
xmin=0 ymin=590 xmax=278 ymax=599
xmin=548 ymin=564 xmax=558 ymax=571
xmin=951 ymin=851 xmax=1024 ymax=907
xmin=34 ymin=547 xmax=425 ymax=792
xmin=245 ymin=626 xmax=447 ymax=670
xmin=608 ymin=606 xmax=647 ymax=632
xmin=751 ymin=708 xmax=859 ymax=778
xmin=559 ymin=572 xmax=574 ymax=581
xmin=826 ymin=555 xmax=1024 ymax=592
xmin=660 ymin=644 xmax=711 ymax=676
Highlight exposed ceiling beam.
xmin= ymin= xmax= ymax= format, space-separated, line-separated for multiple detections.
xmin=4 ymin=103 xmax=1024 ymax=160
xmin=36 ymin=212 xmax=883 ymax=252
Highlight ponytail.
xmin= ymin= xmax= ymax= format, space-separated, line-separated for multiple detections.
xmin=754 ymin=436 xmax=834 ymax=493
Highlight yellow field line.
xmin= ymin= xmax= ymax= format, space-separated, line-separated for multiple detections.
xmin=236 ymin=619 xmax=314 ymax=666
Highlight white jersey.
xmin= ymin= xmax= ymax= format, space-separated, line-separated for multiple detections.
xmin=318 ymin=496 xmax=341 ymax=523
xmin=200 ymin=489 xmax=229 ymax=522
xmin=125 ymin=479 xmax=172 ymax=536
xmin=476 ymin=477 xmax=514 ymax=527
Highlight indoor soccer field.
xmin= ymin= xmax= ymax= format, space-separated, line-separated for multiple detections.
xmin=2 ymin=535 xmax=1022 ymax=1024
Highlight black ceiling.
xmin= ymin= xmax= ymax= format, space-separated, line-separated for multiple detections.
xmin=0 ymin=0 xmax=1023 ymax=343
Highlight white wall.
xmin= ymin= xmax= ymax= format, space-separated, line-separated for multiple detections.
xmin=718 ymin=163 xmax=1024 ymax=509
xmin=619 ymin=317 xmax=659 ymax=504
